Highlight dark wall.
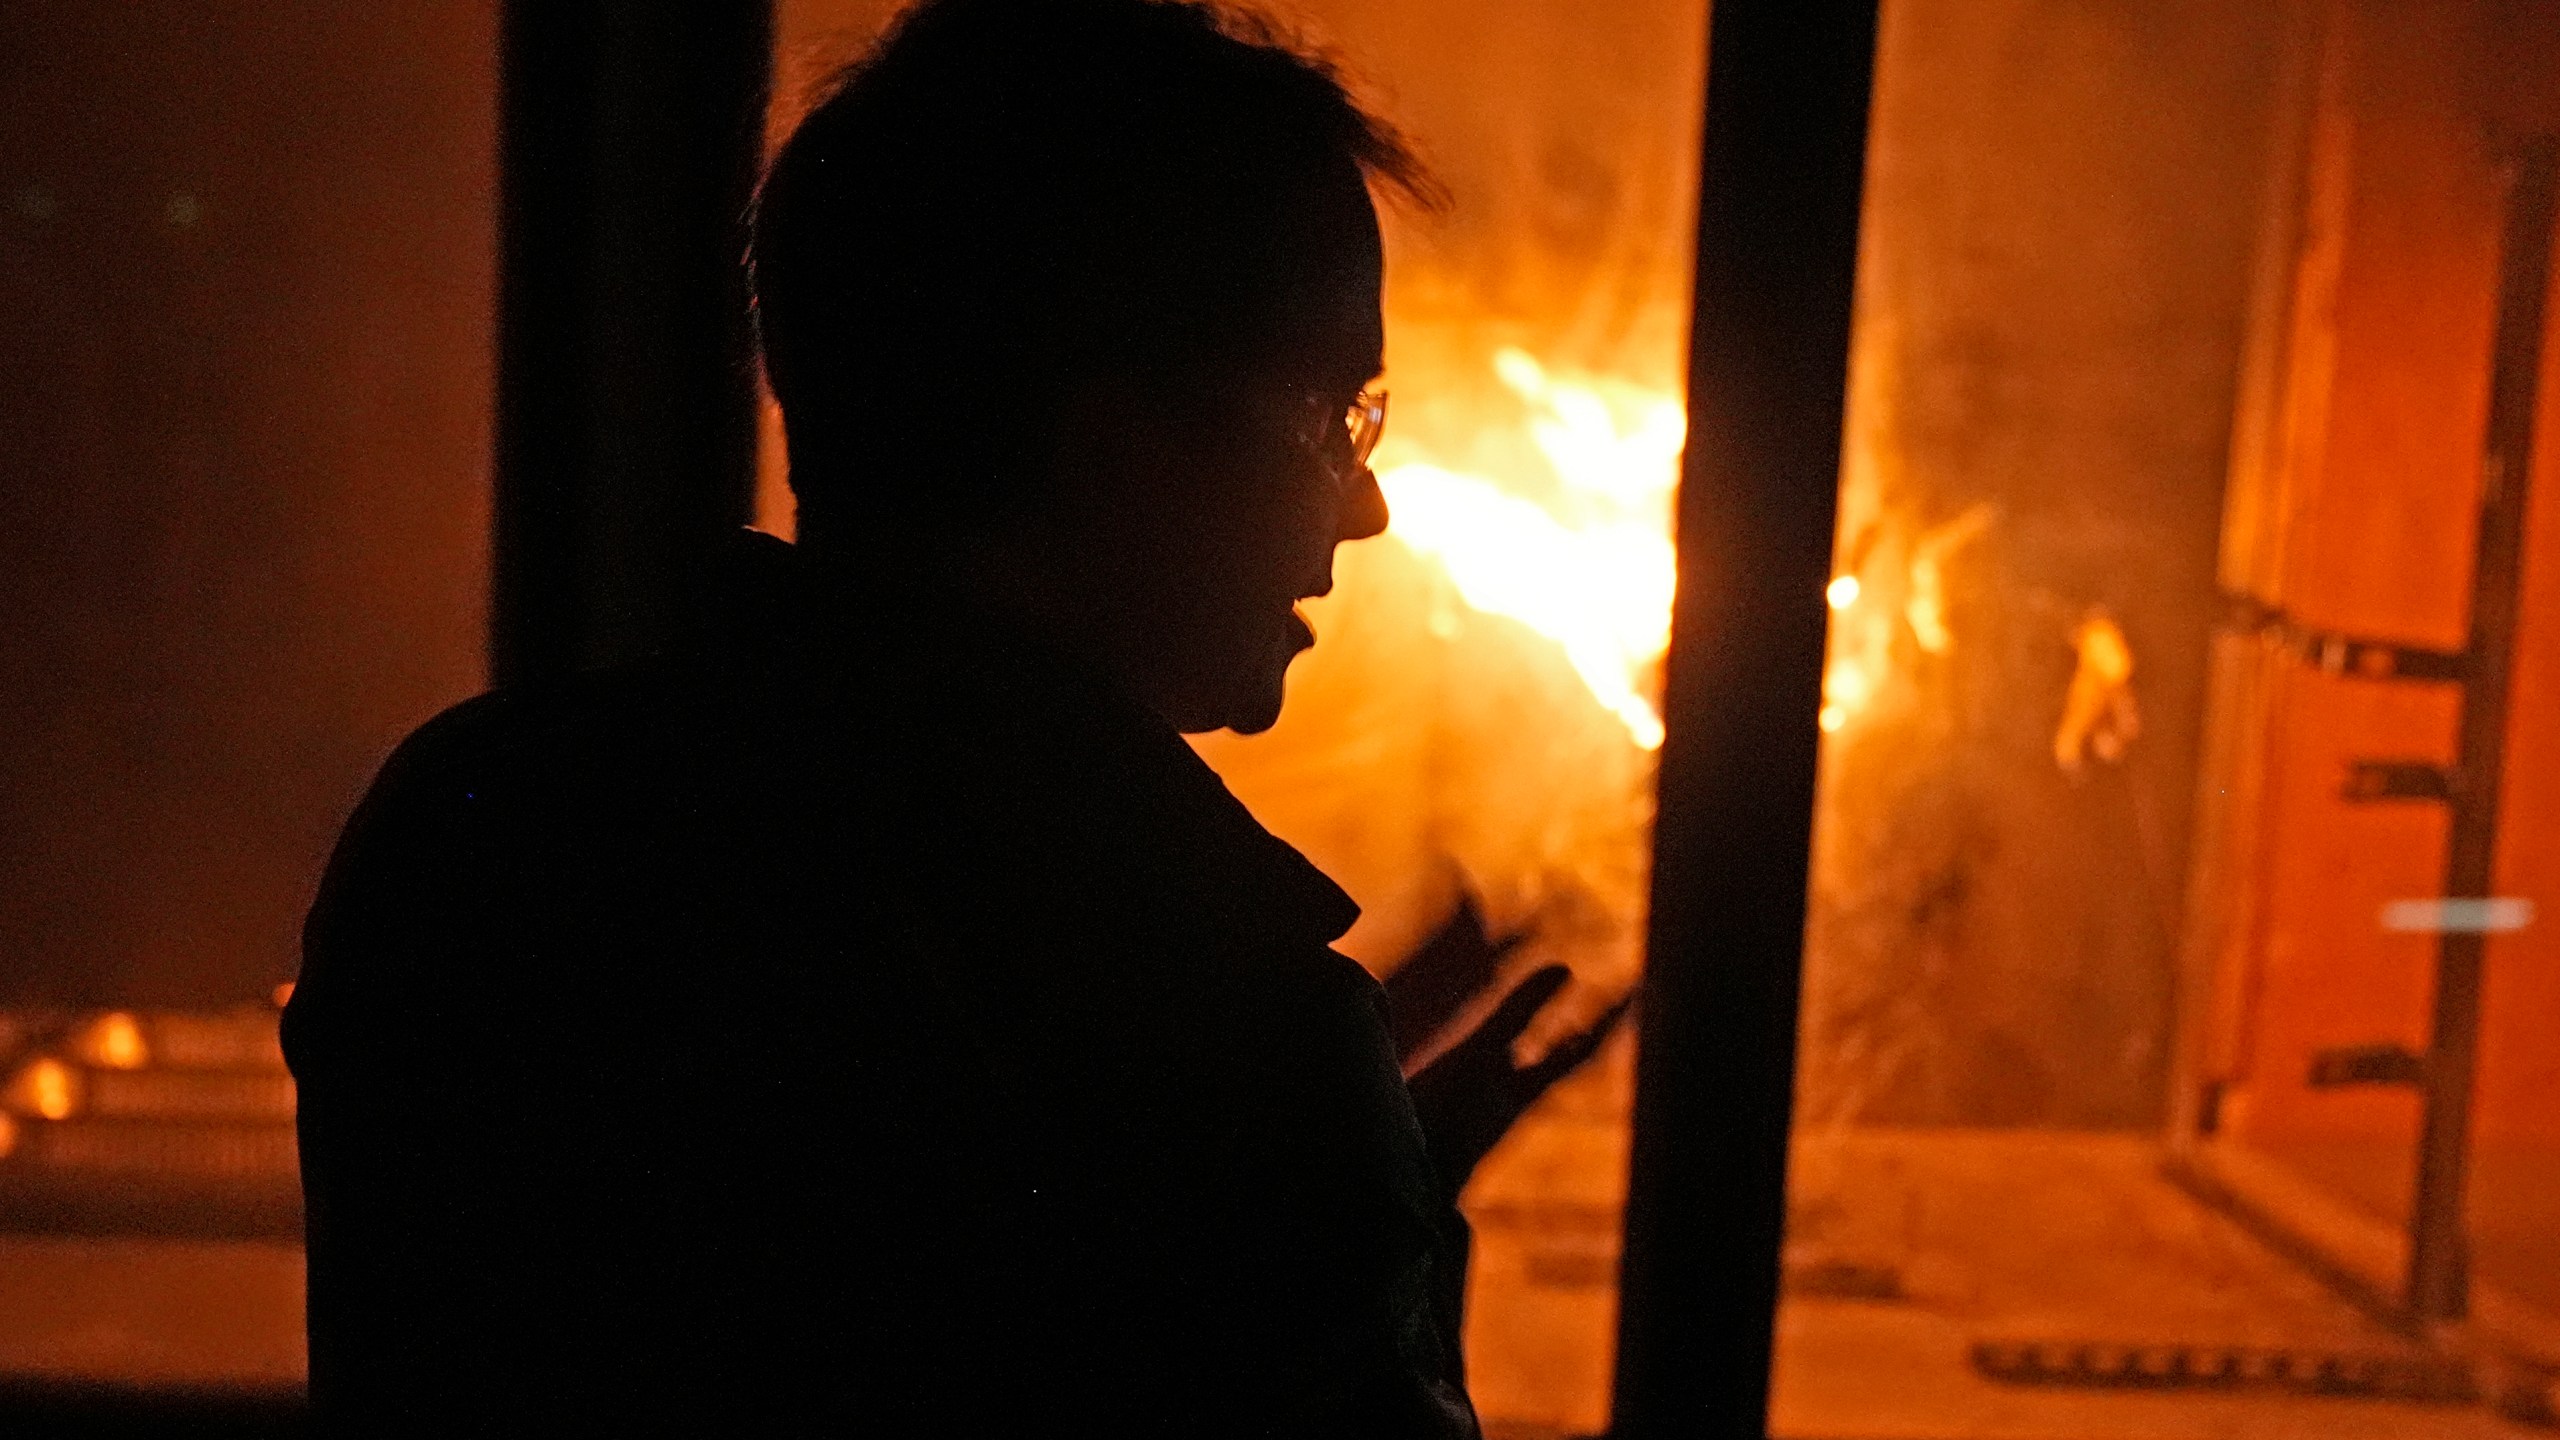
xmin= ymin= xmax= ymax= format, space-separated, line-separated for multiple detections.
xmin=0 ymin=3 xmax=495 ymax=1004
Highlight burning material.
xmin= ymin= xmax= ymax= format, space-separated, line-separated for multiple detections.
xmin=1196 ymin=347 xmax=1672 ymax=991
xmin=1802 ymin=470 xmax=2174 ymax=1128
xmin=1374 ymin=348 xmax=1684 ymax=750
xmin=2053 ymin=611 xmax=2138 ymax=774
xmin=1819 ymin=503 xmax=1998 ymax=737
xmin=1904 ymin=503 xmax=1995 ymax=658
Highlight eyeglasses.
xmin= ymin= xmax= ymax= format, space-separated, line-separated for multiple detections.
xmin=1292 ymin=387 xmax=1388 ymax=482
xmin=1344 ymin=388 xmax=1388 ymax=473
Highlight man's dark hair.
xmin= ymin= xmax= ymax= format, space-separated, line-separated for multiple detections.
xmin=751 ymin=0 xmax=1433 ymax=541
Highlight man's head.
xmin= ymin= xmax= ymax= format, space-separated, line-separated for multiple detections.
xmin=752 ymin=0 xmax=1433 ymax=733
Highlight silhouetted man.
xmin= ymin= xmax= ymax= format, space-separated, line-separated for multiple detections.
xmin=286 ymin=0 xmax=1613 ymax=1432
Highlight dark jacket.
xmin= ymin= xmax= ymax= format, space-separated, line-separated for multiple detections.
xmin=283 ymin=532 xmax=1480 ymax=1436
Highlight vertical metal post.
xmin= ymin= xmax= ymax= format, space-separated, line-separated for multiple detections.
xmin=492 ymin=2 xmax=773 ymax=687
xmin=2406 ymin=138 xmax=2558 ymax=1323
xmin=1611 ymin=5 xmax=1880 ymax=1437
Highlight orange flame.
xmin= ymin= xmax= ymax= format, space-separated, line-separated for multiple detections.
xmin=2054 ymin=611 xmax=2139 ymax=772
xmin=1376 ymin=349 xmax=1683 ymax=749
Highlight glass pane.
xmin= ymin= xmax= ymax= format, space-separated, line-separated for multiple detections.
xmin=763 ymin=2 xmax=2560 ymax=1436
xmin=1780 ymin=0 xmax=2560 ymax=1436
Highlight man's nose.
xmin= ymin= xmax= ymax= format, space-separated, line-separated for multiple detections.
xmin=1337 ymin=463 xmax=1389 ymax=542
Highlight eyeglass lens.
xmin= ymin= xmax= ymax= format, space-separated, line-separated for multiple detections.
xmin=1347 ymin=390 xmax=1387 ymax=469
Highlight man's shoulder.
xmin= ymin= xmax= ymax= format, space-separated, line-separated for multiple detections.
xmin=377 ymin=527 xmax=830 ymax=801
xmin=387 ymin=661 xmax=700 ymax=781
xmin=310 ymin=655 xmax=852 ymax=960
xmin=372 ymin=648 xmax=813 ymax=818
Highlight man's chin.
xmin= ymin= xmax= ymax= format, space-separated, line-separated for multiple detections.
xmin=1195 ymin=642 xmax=1302 ymax=736
xmin=1167 ymin=628 xmax=1305 ymax=735
xmin=1217 ymin=669 xmax=1291 ymax=735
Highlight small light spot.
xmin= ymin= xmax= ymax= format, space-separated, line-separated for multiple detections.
xmin=80 ymin=1012 xmax=149 ymax=1070
xmin=1826 ymin=574 xmax=1861 ymax=610
xmin=1818 ymin=704 xmax=1846 ymax=733
xmin=165 ymin=192 xmax=200 ymax=228
xmin=7 ymin=1058 xmax=80 ymax=1121
xmin=13 ymin=185 xmax=56 ymax=222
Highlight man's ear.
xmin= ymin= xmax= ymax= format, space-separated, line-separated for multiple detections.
xmin=1043 ymin=369 xmax=1201 ymax=512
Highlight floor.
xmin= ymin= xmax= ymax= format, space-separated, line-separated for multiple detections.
xmin=1459 ymin=1076 xmax=2552 ymax=1438
xmin=2260 ymin=1136 xmax=2560 ymax=1321
xmin=0 ymin=1109 xmax=2551 ymax=1438
xmin=0 ymin=1234 xmax=303 ymax=1388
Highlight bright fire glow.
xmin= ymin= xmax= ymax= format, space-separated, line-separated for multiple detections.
xmin=1819 ymin=656 xmax=1876 ymax=735
xmin=1377 ymin=349 xmax=1683 ymax=749
xmin=1820 ymin=573 xmax=1868 ymax=732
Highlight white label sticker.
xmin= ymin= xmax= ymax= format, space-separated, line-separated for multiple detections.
xmin=2380 ymin=898 xmax=2536 ymax=934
